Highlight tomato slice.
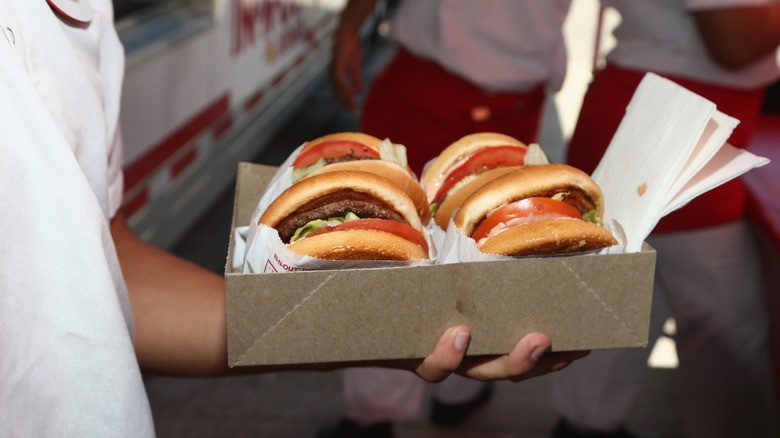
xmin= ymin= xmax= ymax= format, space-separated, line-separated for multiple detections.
xmin=306 ymin=218 xmax=429 ymax=253
xmin=292 ymin=140 xmax=380 ymax=169
xmin=471 ymin=197 xmax=581 ymax=242
xmin=432 ymin=146 xmax=526 ymax=205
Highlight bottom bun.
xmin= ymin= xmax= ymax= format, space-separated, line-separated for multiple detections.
xmin=478 ymin=219 xmax=618 ymax=256
xmin=288 ymin=229 xmax=429 ymax=261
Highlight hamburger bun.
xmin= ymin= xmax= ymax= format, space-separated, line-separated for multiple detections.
xmin=287 ymin=228 xmax=429 ymax=260
xmin=477 ymin=219 xmax=618 ymax=256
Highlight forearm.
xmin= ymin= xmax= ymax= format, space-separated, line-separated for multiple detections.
xmin=693 ymin=5 xmax=780 ymax=69
xmin=111 ymin=214 xmax=231 ymax=376
xmin=336 ymin=0 xmax=382 ymax=42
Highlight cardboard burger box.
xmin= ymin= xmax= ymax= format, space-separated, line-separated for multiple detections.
xmin=225 ymin=162 xmax=656 ymax=367
xmin=225 ymin=73 xmax=769 ymax=367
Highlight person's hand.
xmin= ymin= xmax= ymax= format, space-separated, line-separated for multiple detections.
xmin=412 ymin=325 xmax=589 ymax=383
xmin=329 ymin=32 xmax=364 ymax=112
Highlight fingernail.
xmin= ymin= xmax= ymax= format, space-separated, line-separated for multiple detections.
xmin=455 ymin=331 xmax=470 ymax=351
xmin=531 ymin=346 xmax=548 ymax=361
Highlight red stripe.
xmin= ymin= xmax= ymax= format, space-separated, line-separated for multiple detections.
xmin=271 ymin=70 xmax=286 ymax=88
xmin=212 ymin=114 xmax=235 ymax=141
xmin=291 ymin=53 xmax=306 ymax=70
xmin=171 ymin=148 xmax=198 ymax=179
xmin=124 ymin=94 xmax=230 ymax=192
xmin=121 ymin=188 xmax=149 ymax=218
xmin=245 ymin=89 xmax=264 ymax=112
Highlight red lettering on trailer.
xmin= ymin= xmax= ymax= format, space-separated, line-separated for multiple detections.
xmin=232 ymin=0 xmax=304 ymax=56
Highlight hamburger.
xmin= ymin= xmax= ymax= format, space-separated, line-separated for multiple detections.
xmin=421 ymin=132 xmax=529 ymax=219
xmin=452 ymin=164 xmax=618 ymax=256
xmin=258 ymin=170 xmax=430 ymax=261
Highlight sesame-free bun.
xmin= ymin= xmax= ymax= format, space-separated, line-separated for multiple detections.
xmin=433 ymin=166 xmax=523 ymax=230
xmin=259 ymin=170 xmax=423 ymax=232
xmin=477 ymin=219 xmax=618 ymax=256
xmin=453 ymin=164 xmax=605 ymax=237
xmin=421 ymin=132 xmax=528 ymax=200
xmin=304 ymin=160 xmax=430 ymax=224
xmin=287 ymin=229 xmax=429 ymax=260
xmin=301 ymin=132 xmax=383 ymax=153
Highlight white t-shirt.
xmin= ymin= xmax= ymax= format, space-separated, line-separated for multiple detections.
xmin=389 ymin=0 xmax=572 ymax=93
xmin=603 ymin=0 xmax=780 ymax=89
xmin=0 ymin=1 xmax=154 ymax=435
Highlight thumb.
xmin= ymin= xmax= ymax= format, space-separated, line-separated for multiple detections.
xmin=416 ymin=325 xmax=471 ymax=382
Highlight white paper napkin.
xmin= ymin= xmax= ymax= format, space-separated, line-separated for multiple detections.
xmin=593 ymin=73 xmax=769 ymax=252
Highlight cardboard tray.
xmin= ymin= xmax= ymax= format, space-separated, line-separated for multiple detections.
xmin=226 ymin=162 xmax=656 ymax=367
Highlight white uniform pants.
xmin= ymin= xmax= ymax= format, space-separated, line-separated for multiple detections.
xmin=551 ymin=220 xmax=780 ymax=438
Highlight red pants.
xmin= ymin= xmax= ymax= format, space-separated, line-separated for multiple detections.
xmin=566 ymin=64 xmax=766 ymax=232
xmin=362 ymin=47 xmax=546 ymax=177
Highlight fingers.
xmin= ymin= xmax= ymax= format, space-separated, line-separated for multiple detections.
xmin=413 ymin=328 xmax=589 ymax=384
xmin=415 ymin=325 xmax=472 ymax=383
xmin=456 ymin=332 xmax=551 ymax=381
xmin=458 ymin=333 xmax=589 ymax=383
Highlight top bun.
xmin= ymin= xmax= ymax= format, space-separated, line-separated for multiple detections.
xmin=433 ymin=165 xmax=523 ymax=230
xmin=301 ymin=132 xmax=383 ymax=154
xmin=421 ymin=132 xmax=528 ymax=199
xmin=453 ymin=164 xmax=606 ymax=237
xmin=259 ymin=169 xmax=423 ymax=232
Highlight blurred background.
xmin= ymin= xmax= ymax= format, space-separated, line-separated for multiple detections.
xmin=112 ymin=1 xmax=780 ymax=436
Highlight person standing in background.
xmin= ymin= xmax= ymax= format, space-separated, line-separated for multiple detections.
xmin=322 ymin=1 xmax=573 ymax=436
xmin=552 ymin=1 xmax=780 ymax=437
xmin=330 ymin=0 xmax=572 ymax=177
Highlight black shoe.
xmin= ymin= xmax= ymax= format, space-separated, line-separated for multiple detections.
xmin=316 ymin=418 xmax=393 ymax=438
xmin=551 ymin=418 xmax=662 ymax=438
xmin=429 ymin=382 xmax=494 ymax=428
